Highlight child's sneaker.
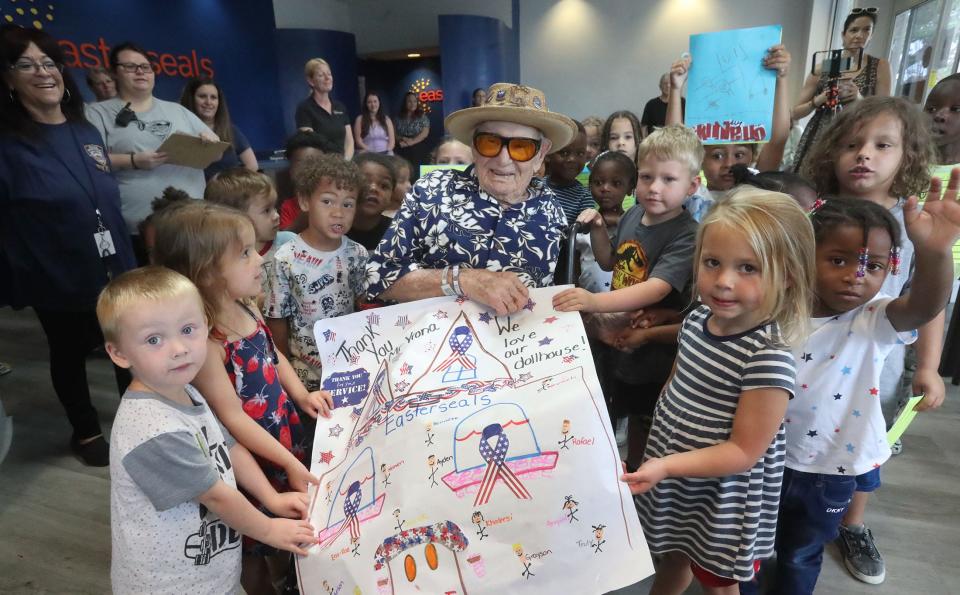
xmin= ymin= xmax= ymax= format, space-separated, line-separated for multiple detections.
xmin=837 ymin=524 xmax=885 ymax=584
xmin=890 ymin=438 xmax=903 ymax=455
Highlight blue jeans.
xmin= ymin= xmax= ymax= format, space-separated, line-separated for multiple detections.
xmin=740 ymin=468 xmax=857 ymax=595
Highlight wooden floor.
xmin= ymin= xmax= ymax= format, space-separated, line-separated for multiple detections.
xmin=1 ymin=306 xmax=958 ymax=594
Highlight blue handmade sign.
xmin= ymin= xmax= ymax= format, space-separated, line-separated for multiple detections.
xmin=322 ymin=368 xmax=371 ymax=408
xmin=686 ymin=25 xmax=782 ymax=144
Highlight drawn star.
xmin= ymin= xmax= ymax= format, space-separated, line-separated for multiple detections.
xmin=523 ymin=298 xmax=536 ymax=311
xmin=319 ymin=451 xmax=334 ymax=464
xmin=869 ymin=387 xmax=879 ymax=396
xmin=846 ymin=443 xmax=855 ymax=453
xmin=328 ymin=424 xmax=344 ymax=438
xmin=538 ymin=337 xmax=553 ymax=346
xmin=852 ymin=410 xmax=862 ymax=417
xmin=806 ymin=429 xmax=818 ymax=438
xmin=837 ymin=466 xmax=846 ymax=474
xmin=455 ymin=296 xmax=468 ymax=305
xmin=518 ymin=372 xmax=533 ymax=382
xmin=801 ymin=352 xmax=813 ymax=362
xmin=478 ymin=312 xmax=492 ymax=324
xmin=394 ymin=381 xmax=410 ymax=393
xmin=400 ymin=363 xmax=412 ymax=375
xmin=544 ymin=316 xmax=559 ymax=324
xmin=841 ymin=366 xmax=852 ymax=375
xmin=434 ymin=310 xmax=448 ymax=319
xmin=833 ymin=393 xmax=843 ymax=400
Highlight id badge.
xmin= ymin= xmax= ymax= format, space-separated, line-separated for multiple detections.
xmin=94 ymin=230 xmax=116 ymax=257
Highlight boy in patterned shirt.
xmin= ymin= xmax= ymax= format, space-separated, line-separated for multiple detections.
xmin=265 ymin=155 xmax=368 ymax=390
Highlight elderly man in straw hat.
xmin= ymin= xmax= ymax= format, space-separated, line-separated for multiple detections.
xmin=365 ymin=83 xmax=577 ymax=315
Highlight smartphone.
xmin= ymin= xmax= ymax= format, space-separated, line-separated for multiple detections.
xmin=812 ymin=48 xmax=863 ymax=77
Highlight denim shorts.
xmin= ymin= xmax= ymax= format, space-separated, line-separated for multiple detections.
xmin=854 ymin=466 xmax=882 ymax=492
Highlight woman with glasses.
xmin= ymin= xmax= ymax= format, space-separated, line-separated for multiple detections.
xmin=0 ymin=25 xmax=135 ymax=466
xmin=365 ymin=83 xmax=576 ymax=315
xmin=85 ymin=41 xmax=218 ymax=262
xmin=179 ymin=77 xmax=258 ymax=180
xmin=789 ymin=7 xmax=891 ymax=173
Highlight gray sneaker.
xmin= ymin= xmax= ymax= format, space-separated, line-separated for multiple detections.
xmin=890 ymin=438 xmax=903 ymax=456
xmin=837 ymin=525 xmax=886 ymax=584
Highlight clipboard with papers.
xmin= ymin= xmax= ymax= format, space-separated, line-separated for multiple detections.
xmin=156 ymin=132 xmax=230 ymax=169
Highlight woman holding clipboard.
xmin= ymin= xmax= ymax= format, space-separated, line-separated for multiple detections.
xmin=85 ymin=41 xmax=219 ymax=263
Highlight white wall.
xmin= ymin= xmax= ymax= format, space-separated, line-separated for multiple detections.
xmin=518 ymin=0 xmax=815 ymax=122
xmin=273 ymin=0 xmax=513 ymax=55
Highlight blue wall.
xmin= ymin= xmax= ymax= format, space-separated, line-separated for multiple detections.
xmin=0 ymin=0 xmax=290 ymax=150
xmin=274 ymin=28 xmax=359 ymax=145
xmin=438 ymin=14 xmax=519 ymax=118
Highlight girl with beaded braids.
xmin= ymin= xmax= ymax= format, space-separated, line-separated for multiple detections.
xmin=744 ymin=177 xmax=960 ymax=595
xmin=800 ymin=95 xmax=946 ymax=585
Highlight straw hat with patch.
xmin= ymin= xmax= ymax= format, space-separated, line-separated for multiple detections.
xmin=445 ymin=83 xmax=577 ymax=154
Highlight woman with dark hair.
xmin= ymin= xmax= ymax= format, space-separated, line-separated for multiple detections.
xmin=394 ymin=91 xmax=430 ymax=168
xmin=789 ymin=8 xmax=891 ymax=173
xmin=85 ymin=41 xmax=218 ymax=262
xmin=472 ymin=87 xmax=485 ymax=107
xmin=0 ymin=25 xmax=135 ymax=466
xmin=353 ymin=91 xmax=394 ymax=154
xmin=180 ymin=77 xmax=258 ymax=179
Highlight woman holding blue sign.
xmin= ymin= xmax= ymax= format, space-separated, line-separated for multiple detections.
xmin=0 ymin=25 xmax=135 ymax=466
xmin=366 ymin=83 xmax=575 ymax=316
xmin=789 ymin=8 xmax=891 ymax=174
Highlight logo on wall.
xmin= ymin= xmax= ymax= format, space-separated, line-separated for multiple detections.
xmin=0 ymin=1 xmax=215 ymax=79
xmin=1 ymin=1 xmax=56 ymax=29
xmin=410 ymin=78 xmax=444 ymax=114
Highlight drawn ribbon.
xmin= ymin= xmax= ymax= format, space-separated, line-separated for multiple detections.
xmin=435 ymin=326 xmax=476 ymax=372
xmin=474 ymin=423 xmax=532 ymax=506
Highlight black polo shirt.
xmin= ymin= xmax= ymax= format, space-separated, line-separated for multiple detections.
xmin=295 ymin=97 xmax=350 ymax=154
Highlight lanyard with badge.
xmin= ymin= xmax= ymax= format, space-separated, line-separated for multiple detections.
xmin=44 ymin=124 xmax=117 ymax=259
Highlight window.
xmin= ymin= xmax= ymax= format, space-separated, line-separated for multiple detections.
xmin=889 ymin=0 xmax=960 ymax=104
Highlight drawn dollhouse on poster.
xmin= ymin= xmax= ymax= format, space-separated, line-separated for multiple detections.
xmin=296 ymin=288 xmax=653 ymax=593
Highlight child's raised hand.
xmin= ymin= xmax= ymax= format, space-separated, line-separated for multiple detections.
xmin=552 ymin=287 xmax=598 ymax=313
xmin=576 ymin=208 xmax=603 ymax=229
xmin=620 ymin=457 xmax=669 ymax=495
xmin=263 ymin=518 xmax=317 ymax=556
xmin=286 ymin=459 xmax=319 ymax=492
xmin=669 ymin=56 xmax=691 ymax=90
xmin=266 ymin=490 xmax=310 ymax=519
xmin=903 ymin=168 xmax=960 ymax=253
xmin=763 ymin=44 xmax=791 ymax=78
xmin=295 ymin=390 xmax=335 ymax=419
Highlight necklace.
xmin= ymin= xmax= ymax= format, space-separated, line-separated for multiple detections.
xmin=217 ymin=316 xmax=277 ymax=366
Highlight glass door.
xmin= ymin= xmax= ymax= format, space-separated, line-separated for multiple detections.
xmin=890 ymin=0 xmax=960 ymax=104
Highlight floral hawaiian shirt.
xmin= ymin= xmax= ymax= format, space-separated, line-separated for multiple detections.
xmin=365 ymin=166 xmax=567 ymax=300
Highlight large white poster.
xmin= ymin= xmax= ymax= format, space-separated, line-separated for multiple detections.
xmin=295 ymin=287 xmax=653 ymax=594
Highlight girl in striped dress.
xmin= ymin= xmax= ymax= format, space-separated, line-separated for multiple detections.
xmin=622 ymin=188 xmax=817 ymax=593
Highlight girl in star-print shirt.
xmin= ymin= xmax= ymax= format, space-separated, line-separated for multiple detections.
xmin=747 ymin=190 xmax=960 ymax=595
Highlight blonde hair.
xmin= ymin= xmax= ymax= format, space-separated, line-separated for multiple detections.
xmin=204 ymin=168 xmax=276 ymax=211
xmin=96 ymin=266 xmax=203 ymax=343
xmin=695 ymin=186 xmax=815 ymax=348
xmin=581 ymin=116 xmax=603 ymax=130
xmin=304 ymin=57 xmax=330 ymax=79
xmin=151 ymin=202 xmax=253 ymax=325
xmin=636 ymin=124 xmax=704 ymax=177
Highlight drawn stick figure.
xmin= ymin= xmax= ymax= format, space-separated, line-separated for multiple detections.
xmin=513 ymin=544 xmax=534 ymax=580
xmin=324 ymin=481 xmax=333 ymax=504
xmin=425 ymin=421 xmax=435 ymax=446
xmin=562 ymin=495 xmax=579 ymax=523
xmin=472 ymin=511 xmax=489 ymax=540
xmin=352 ymin=541 xmax=361 ymax=557
xmin=381 ymin=463 xmax=391 ymax=487
xmin=427 ymin=454 xmax=438 ymax=487
xmin=392 ymin=508 xmax=405 ymax=532
xmin=558 ymin=419 xmax=573 ymax=450
xmin=591 ymin=524 xmax=606 ymax=554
